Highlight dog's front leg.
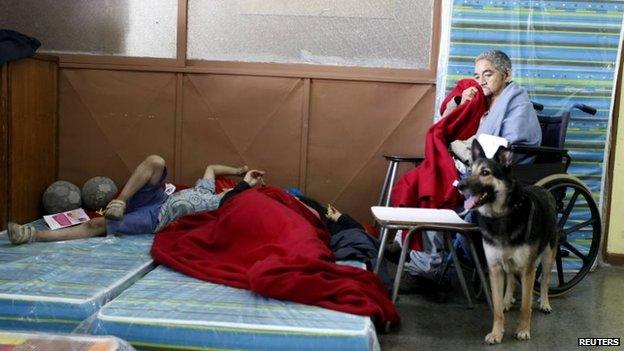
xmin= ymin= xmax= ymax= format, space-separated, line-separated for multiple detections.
xmin=485 ymin=264 xmax=505 ymax=344
xmin=503 ymin=273 xmax=516 ymax=311
xmin=515 ymin=265 xmax=537 ymax=340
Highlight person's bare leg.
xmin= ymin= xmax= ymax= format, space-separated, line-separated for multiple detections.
xmin=105 ymin=155 xmax=166 ymax=219
xmin=8 ymin=217 xmax=106 ymax=245
xmin=117 ymin=155 xmax=166 ymax=202
xmin=35 ymin=217 xmax=106 ymax=242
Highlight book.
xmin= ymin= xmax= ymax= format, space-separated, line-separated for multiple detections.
xmin=43 ymin=208 xmax=90 ymax=230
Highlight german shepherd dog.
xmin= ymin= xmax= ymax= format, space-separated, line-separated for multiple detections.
xmin=457 ymin=139 xmax=558 ymax=344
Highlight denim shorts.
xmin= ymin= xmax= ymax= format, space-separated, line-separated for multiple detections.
xmin=105 ymin=168 xmax=168 ymax=235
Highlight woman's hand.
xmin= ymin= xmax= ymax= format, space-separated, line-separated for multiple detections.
xmin=460 ymin=87 xmax=478 ymax=105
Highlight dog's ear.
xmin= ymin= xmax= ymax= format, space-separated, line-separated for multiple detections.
xmin=494 ymin=146 xmax=513 ymax=168
xmin=471 ymin=139 xmax=486 ymax=162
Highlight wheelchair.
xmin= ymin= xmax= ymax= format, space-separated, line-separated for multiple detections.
xmin=377 ymin=102 xmax=601 ymax=298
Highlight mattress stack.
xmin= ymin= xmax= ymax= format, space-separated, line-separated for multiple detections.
xmin=0 ymin=222 xmax=379 ymax=350
xmin=0 ymin=222 xmax=154 ymax=332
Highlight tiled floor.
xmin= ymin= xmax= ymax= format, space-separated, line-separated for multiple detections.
xmin=380 ymin=264 xmax=624 ymax=350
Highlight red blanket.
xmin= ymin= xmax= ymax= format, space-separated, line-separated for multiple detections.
xmin=390 ymin=79 xmax=487 ymax=250
xmin=151 ymin=186 xmax=399 ymax=326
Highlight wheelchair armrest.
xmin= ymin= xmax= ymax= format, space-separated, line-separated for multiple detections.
xmin=383 ymin=155 xmax=424 ymax=164
xmin=510 ymin=144 xmax=569 ymax=156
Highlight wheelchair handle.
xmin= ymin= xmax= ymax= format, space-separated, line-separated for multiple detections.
xmin=573 ymin=103 xmax=597 ymax=115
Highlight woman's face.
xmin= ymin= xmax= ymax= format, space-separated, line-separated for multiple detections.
xmin=474 ymin=59 xmax=509 ymax=97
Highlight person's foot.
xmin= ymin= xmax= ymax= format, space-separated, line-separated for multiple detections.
xmin=326 ymin=204 xmax=342 ymax=222
xmin=104 ymin=199 xmax=126 ymax=221
xmin=7 ymin=222 xmax=36 ymax=245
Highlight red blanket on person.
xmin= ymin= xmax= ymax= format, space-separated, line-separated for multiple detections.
xmin=390 ymin=79 xmax=487 ymax=250
xmin=151 ymin=186 xmax=400 ymax=326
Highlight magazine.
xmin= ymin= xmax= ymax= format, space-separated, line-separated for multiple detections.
xmin=43 ymin=208 xmax=90 ymax=230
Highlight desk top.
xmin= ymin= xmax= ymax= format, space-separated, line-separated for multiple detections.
xmin=371 ymin=206 xmax=474 ymax=227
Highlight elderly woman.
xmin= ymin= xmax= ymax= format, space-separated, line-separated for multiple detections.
xmin=446 ymin=50 xmax=542 ymax=166
xmin=391 ymin=50 xmax=543 ymax=291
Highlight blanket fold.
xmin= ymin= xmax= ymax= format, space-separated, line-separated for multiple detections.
xmin=151 ymin=187 xmax=399 ymax=326
xmin=390 ymin=79 xmax=487 ymax=250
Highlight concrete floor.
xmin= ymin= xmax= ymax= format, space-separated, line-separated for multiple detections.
xmin=379 ymin=264 xmax=624 ymax=350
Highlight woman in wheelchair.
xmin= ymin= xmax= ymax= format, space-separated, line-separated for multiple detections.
xmin=393 ymin=50 xmax=543 ymax=292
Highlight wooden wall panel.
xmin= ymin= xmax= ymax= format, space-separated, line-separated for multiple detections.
xmin=58 ymin=69 xmax=176 ymax=187
xmin=180 ymin=74 xmax=304 ymax=187
xmin=307 ymin=80 xmax=435 ymax=222
xmin=57 ymin=69 xmax=437 ymax=224
xmin=8 ymin=58 xmax=58 ymax=224
xmin=0 ymin=65 xmax=7 ymax=227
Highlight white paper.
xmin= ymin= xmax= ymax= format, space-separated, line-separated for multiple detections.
xmin=164 ymin=183 xmax=176 ymax=195
xmin=371 ymin=206 xmax=469 ymax=225
xmin=477 ymin=134 xmax=510 ymax=159
xmin=43 ymin=208 xmax=90 ymax=230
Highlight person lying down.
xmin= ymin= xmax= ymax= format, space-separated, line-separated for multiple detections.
xmin=7 ymin=154 xmax=265 ymax=245
xmin=149 ymin=179 xmax=399 ymax=325
xmin=8 ymin=155 xmax=400 ymax=325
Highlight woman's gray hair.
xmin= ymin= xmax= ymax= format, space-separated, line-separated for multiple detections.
xmin=476 ymin=50 xmax=512 ymax=75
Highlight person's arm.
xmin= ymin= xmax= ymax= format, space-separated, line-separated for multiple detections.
xmin=326 ymin=204 xmax=364 ymax=234
xmin=499 ymin=100 xmax=541 ymax=146
xmin=219 ymin=181 xmax=251 ymax=207
xmin=203 ymin=165 xmax=248 ymax=180
xmin=218 ymin=169 xmax=265 ymax=207
xmin=326 ymin=213 xmax=365 ymax=236
xmin=442 ymin=87 xmax=479 ymax=118
xmin=335 ymin=214 xmax=364 ymax=231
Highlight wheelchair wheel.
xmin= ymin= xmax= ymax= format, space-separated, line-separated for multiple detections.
xmin=533 ymin=174 xmax=601 ymax=296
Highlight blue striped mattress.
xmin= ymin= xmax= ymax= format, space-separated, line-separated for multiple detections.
xmin=89 ymin=265 xmax=380 ymax=351
xmin=0 ymin=221 xmax=154 ymax=332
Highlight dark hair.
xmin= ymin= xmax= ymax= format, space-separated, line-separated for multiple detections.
xmin=296 ymin=195 xmax=328 ymax=221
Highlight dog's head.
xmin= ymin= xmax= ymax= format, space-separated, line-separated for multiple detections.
xmin=457 ymin=139 xmax=513 ymax=213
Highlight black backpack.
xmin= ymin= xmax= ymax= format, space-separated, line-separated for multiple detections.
xmin=0 ymin=29 xmax=41 ymax=65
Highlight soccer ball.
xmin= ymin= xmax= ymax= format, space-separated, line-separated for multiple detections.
xmin=42 ymin=181 xmax=82 ymax=214
xmin=82 ymin=177 xmax=118 ymax=211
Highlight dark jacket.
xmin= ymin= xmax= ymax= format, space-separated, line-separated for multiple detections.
xmin=0 ymin=30 xmax=41 ymax=65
